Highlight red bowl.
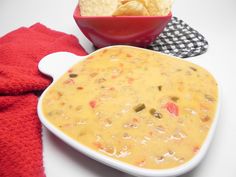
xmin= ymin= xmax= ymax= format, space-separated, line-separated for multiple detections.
xmin=73 ymin=4 xmax=172 ymax=48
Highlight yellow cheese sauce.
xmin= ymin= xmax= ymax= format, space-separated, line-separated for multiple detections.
xmin=42 ymin=46 xmax=218 ymax=169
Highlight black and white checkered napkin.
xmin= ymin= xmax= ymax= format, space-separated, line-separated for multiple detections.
xmin=148 ymin=17 xmax=208 ymax=58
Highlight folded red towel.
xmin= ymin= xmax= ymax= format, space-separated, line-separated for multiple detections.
xmin=0 ymin=23 xmax=87 ymax=177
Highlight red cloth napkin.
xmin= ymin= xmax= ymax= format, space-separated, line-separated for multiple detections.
xmin=0 ymin=23 xmax=87 ymax=177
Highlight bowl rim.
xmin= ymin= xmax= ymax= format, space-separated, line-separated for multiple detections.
xmin=73 ymin=4 xmax=172 ymax=19
xmin=37 ymin=45 xmax=221 ymax=177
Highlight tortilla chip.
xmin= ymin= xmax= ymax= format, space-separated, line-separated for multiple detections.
xmin=146 ymin=0 xmax=173 ymax=16
xmin=79 ymin=0 xmax=119 ymax=16
xmin=120 ymin=0 xmax=149 ymax=7
xmin=79 ymin=0 xmax=173 ymax=16
xmin=113 ymin=1 xmax=149 ymax=16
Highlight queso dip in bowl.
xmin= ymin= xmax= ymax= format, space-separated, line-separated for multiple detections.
xmin=38 ymin=46 xmax=220 ymax=177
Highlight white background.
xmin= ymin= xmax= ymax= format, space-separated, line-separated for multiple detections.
xmin=1 ymin=0 xmax=236 ymax=177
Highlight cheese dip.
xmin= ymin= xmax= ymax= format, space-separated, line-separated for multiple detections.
xmin=42 ymin=46 xmax=218 ymax=169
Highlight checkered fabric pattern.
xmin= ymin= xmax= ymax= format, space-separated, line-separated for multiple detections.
xmin=148 ymin=17 xmax=208 ymax=58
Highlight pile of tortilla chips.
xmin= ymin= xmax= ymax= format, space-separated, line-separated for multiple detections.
xmin=79 ymin=0 xmax=173 ymax=16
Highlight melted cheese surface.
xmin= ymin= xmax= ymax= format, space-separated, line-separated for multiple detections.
xmin=42 ymin=46 xmax=218 ymax=169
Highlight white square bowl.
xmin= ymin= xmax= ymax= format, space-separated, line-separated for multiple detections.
xmin=37 ymin=46 xmax=220 ymax=177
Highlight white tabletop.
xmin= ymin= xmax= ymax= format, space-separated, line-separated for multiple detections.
xmin=1 ymin=0 xmax=236 ymax=177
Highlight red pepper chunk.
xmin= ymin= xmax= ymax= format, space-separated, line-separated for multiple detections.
xmin=165 ymin=102 xmax=179 ymax=116
xmin=89 ymin=100 xmax=97 ymax=108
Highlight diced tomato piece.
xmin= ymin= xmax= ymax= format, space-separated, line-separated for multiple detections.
xmin=89 ymin=100 xmax=97 ymax=108
xmin=93 ymin=142 xmax=103 ymax=149
xmin=63 ymin=79 xmax=75 ymax=85
xmin=165 ymin=102 xmax=179 ymax=116
xmin=193 ymin=146 xmax=200 ymax=153
xmin=128 ymin=77 xmax=134 ymax=84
